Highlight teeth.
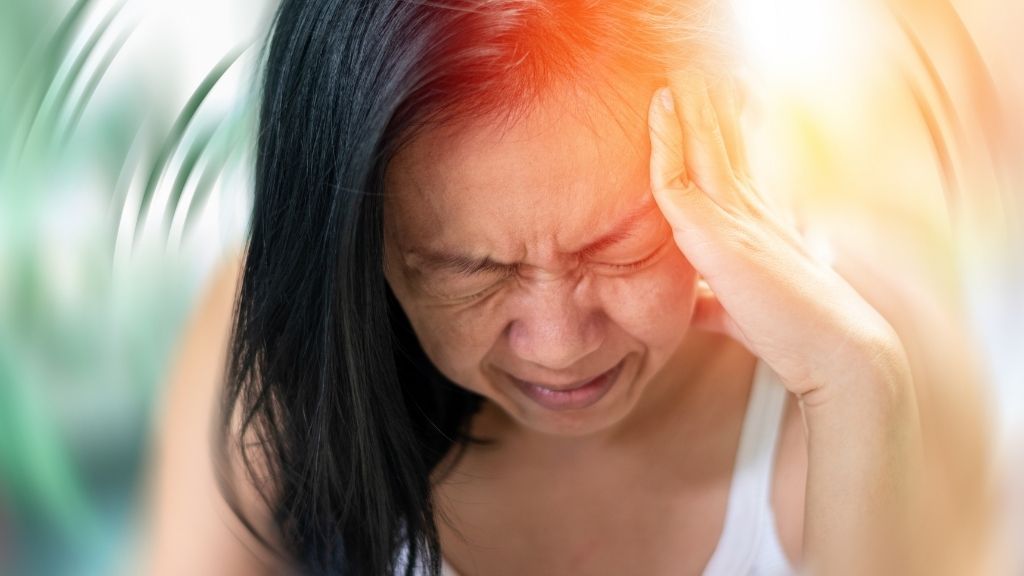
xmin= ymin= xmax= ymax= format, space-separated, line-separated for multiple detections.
xmin=533 ymin=383 xmax=582 ymax=393
xmin=530 ymin=375 xmax=591 ymax=390
xmin=532 ymin=383 xmax=573 ymax=391
xmin=525 ymin=371 xmax=605 ymax=392
xmin=516 ymin=378 xmax=584 ymax=392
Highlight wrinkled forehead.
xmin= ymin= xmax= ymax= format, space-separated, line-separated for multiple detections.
xmin=382 ymin=77 xmax=659 ymax=249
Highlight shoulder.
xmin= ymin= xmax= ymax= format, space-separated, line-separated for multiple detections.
xmin=144 ymin=251 xmax=295 ymax=574
xmin=170 ymin=253 xmax=243 ymax=392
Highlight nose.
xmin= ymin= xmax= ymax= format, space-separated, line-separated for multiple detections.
xmin=505 ymin=274 xmax=604 ymax=372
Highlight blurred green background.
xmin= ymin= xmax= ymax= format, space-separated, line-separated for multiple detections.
xmin=0 ymin=0 xmax=1021 ymax=575
xmin=0 ymin=0 xmax=275 ymax=573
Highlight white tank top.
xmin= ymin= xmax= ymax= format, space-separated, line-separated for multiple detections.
xmin=701 ymin=359 xmax=796 ymax=576
xmin=400 ymin=359 xmax=798 ymax=576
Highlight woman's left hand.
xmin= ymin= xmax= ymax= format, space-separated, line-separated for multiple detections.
xmin=647 ymin=71 xmax=911 ymax=403
xmin=648 ymin=71 xmax=926 ymax=573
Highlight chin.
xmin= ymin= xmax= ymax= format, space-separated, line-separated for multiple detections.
xmin=521 ymin=404 xmax=633 ymax=438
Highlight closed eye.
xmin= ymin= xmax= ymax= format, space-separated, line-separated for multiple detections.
xmin=431 ymin=264 xmax=516 ymax=302
xmin=603 ymin=251 xmax=662 ymax=271
xmin=580 ymin=226 xmax=672 ymax=273
xmin=594 ymin=243 xmax=668 ymax=273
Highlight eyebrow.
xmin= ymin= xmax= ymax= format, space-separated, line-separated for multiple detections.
xmin=406 ymin=198 xmax=660 ymax=275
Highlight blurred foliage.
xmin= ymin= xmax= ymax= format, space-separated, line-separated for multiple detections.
xmin=0 ymin=0 xmax=270 ymax=574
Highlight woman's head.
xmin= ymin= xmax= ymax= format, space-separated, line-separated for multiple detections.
xmin=224 ymin=0 xmax=735 ymax=573
xmin=383 ymin=76 xmax=699 ymax=437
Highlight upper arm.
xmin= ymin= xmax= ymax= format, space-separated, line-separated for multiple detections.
xmin=140 ymin=253 xmax=293 ymax=576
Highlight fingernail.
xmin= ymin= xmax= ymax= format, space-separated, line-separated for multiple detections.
xmin=658 ymin=88 xmax=674 ymax=112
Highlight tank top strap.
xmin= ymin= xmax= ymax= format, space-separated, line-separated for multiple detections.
xmin=404 ymin=360 xmax=793 ymax=576
xmin=702 ymin=358 xmax=789 ymax=576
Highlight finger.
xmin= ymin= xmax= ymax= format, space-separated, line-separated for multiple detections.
xmin=651 ymin=83 xmax=817 ymax=272
xmin=648 ymin=87 xmax=688 ymax=191
xmin=707 ymin=75 xmax=751 ymax=181
xmin=706 ymin=75 xmax=780 ymax=221
xmin=666 ymin=71 xmax=739 ymax=208
xmin=701 ymin=77 xmax=809 ymax=254
xmin=648 ymin=87 xmax=726 ymax=238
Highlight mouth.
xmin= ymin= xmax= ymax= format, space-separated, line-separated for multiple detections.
xmin=508 ymin=360 xmax=625 ymax=412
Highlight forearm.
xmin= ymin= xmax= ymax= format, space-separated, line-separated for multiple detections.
xmin=799 ymin=336 xmax=925 ymax=575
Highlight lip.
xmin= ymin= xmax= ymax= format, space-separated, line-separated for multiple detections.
xmin=509 ymin=360 xmax=624 ymax=412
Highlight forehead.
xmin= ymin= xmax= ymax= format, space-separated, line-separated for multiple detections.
xmin=383 ymin=79 xmax=657 ymax=257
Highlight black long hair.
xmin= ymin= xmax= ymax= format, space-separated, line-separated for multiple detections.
xmin=220 ymin=1 xmax=733 ymax=574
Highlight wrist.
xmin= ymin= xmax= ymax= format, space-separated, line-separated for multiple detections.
xmin=800 ymin=320 xmax=914 ymax=413
xmin=798 ymin=324 xmax=925 ymax=575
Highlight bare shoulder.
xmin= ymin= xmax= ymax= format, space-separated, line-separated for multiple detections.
xmin=141 ymin=252 xmax=294 ymax=575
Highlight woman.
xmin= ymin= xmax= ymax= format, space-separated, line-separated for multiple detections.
xmin=144 ymin=0 xmax=993 ymax=574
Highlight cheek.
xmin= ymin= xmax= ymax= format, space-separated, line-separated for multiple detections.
xmin=401 ymin=301 xmax=504 ymax=390
xmin=385 ymin=250 xmax=494 ymax=389
xmin=602 ymin=251 xmax=698 ymax=345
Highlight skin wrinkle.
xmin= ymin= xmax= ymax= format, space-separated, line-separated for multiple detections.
xmin=387 ymin=85 xmax=659 ymax=276
xmin=382 ymin=76 xmax=706 ymax=440
xmin=403 ymin=198 xmax=662 ymax=280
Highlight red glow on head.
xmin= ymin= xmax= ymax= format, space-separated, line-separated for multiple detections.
xmin=392 ymin=0 xmax=737 ymax=139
